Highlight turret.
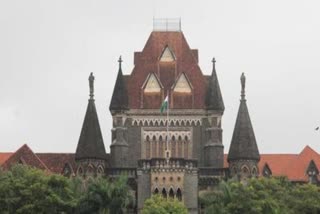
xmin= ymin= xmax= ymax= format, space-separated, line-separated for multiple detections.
xmin=228 ymin=73 xmax=260 ymax=180
xmin=75 ymin=73 xmax=107 ymax=177
xmin=204 ymin=58 xmax=224 ymax=167
xmin=110 ymin=56 xmax=129 ymax=167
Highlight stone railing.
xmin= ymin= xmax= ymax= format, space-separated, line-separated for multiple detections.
xmin=198 ymin=167 xmax=229 ymax=177
xmin=106 ymin=167 xmax=137 ymax=178
xmin=138 ymin=158 xmax=198 ymax=170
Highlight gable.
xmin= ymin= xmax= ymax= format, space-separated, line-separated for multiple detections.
xmin=173 ymin=73 xmax=192 ymax=93
xmin=2 ymin=144 xmax=48 ymax=171
xmin=160 ymin=46 xmax=175 ymax=62
xmin=144 ymin=73 xmax=161 ymax=93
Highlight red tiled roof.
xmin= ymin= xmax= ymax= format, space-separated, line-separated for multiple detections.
xmin=225 ymin=146 xmax=320 ymax=182
xmin=36 ymin=153 xmax=76 ymax=174
xmin=0 ymin=153 xmax=13 ymax=165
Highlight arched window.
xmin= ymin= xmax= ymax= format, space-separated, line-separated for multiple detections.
xmin=146 ymin=135 xmax=150 ymax=159
xmin=159 ymin=136 xmax=164 ymax=158
xmin=162 ymin=188 xmax=167 ymax=198
xmin=178 ymin=136 xmax=182 ymax=158
xmin=154 ymin=188 xmax=159 ymax=194
xmin=87 ymin=165 xmax=95 ymax=176
xmin=152 ymin=136 xmax=157 ymax=158
xmin=252 ymin=167 xmax=258 ymax=176
xmin=176 ymin=188 xmax=182 ymax=201
xmin=169 ymin=188 xmax=174 ymax=199
xmin=97 ymin=165 xmax=104 ymax=175
xmin=184 ymin=136 xmax=189 ymax=159
xmin=63 ymin=163 xmax=72 ymax=177
xmin=241 ymin=165 xmax=250 ymax=177
xmin=77 ymin=166 xmax=84 ymax=177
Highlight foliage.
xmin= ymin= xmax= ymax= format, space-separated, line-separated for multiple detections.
xmin=199 ymin=177 xmax=320 ymax=214
xmin=0 ymin=165 xmax=133 ymax=214
xmin=76 ymin=176 xmax=133 ymax=214
xmin=141 ymin=195 xmax=188 ymax=214
xmin=0 ymin=164 xmax=75 ymax=214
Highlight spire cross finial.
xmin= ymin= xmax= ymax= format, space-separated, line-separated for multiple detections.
xmin=241 ymin=72 xmax=246 ymax=100
xmin=118 ymin=56 xmax=123 ymax=70
xmin=211 ymin=57 xmax=216 ymax=73
xmin=89 ymin=72 xmax=95 ymax=98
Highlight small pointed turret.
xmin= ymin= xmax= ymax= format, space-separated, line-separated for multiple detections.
xmin=205 ymin=58 xmax=225 ymax=111
xmin=228 ymin=73 xmax=260 ymax=179
xmin=109 ymin=56 xmax=129 ymax=112
xmin=75 ymin=73 xmax=106 ymax=161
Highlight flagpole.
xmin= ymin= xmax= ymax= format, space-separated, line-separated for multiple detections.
xmin=166 ymin=90 xmax=170 ymax=160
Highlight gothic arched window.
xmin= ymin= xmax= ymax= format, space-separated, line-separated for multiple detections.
xmin=176 ymin=188 xmax=182 ymax=201
xmin=169 ymin=188 xmax=175 ymax=199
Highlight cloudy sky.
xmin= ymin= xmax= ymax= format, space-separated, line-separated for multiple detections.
xmin=1 ymin=0 xmax=319 ymax=154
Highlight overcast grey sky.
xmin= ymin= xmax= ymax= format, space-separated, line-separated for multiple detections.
xmin=1 ymin=0 xmax=319 ymax=154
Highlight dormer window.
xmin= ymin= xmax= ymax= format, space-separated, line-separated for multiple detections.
xmin=173 ymin=73 xmax=192 ymax=93
xmin=306 ymin=160 xmax=319 ymax=184
xmin=160 ymin=46 xmax=175 ymax=62
xmin=143 ymin=73 xmax=161 ymax=93
xmin=262 ymin=163 xmax=272 ymax=177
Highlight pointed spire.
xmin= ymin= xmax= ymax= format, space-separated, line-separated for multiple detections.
xmin=205 ymin=57 xmax=225 ymax=111
xmin=76 ymin=73 xmax=106 ymax=161
xmin=109 ymin=56 xmax=129 ymax=111
xmin=228 ymin=73 xmax=260 ymax=162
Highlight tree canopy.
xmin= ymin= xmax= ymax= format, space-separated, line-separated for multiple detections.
xmin=199 ymin=177 xmax=320 ymax=214
xmin=142 ymin=195 xmax=188 ymax=214
xmin=0 ymin=165 xmax=133 ymax=214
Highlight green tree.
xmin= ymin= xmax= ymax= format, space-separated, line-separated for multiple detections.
xmin=199 ymin=177 xmax=320 ymax=214
xmin=0 ymin=164 xmax=75 ymax=214
xmin=76 ymin=176 xmax=133 ymax=214
xmin=142 ymin=195 xmax=188 ymax=214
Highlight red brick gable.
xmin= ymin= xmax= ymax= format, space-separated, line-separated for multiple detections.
xmin=2 ymin=144 xmax=48 ymax=171
xmin=127 ymin=31 xmax=207 ymax=109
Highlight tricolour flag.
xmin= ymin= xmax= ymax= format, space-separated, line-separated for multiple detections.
xmin=160 ymin=95 xmax=168 ymax=113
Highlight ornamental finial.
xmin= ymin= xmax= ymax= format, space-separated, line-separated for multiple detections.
xmin=241 ymin=72 xmax=246 ymax=100
xmin=89 ymin=72 xmax=94 ymax=98
xmin=118 ymin=56 xmax=123 ymax=70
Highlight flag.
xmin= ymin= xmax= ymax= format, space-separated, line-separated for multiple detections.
xmin=160 ymin=95 xmax=168 ymax=113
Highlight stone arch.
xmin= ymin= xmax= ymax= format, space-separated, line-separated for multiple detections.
xmin=154 ymin=188 xmax=159 ymax=194
xmin=176 ymin=188 xmax=182 ymax=201
xmin=86 ymin=164 xmax=95 ymax=175
xmin=162 ymin=188 xmax=167 ymax=198
xmin=251 ymin=166 xmax=258 ymax=176
xmin=241 ymin=165 xmax=250 ymax=177
xmin=97 ymin=165 xmax=104 ymax=175
xmin=62 ymin=162 xmax=73 ymax=177
xmin=169 ymin=188 xmax=175 ymax=199
xmin=77 ymin=166 xmax=84 ymax=177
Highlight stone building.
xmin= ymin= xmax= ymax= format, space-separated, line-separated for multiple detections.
xmin=1 ymin=23 xmax=320 ymax=213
